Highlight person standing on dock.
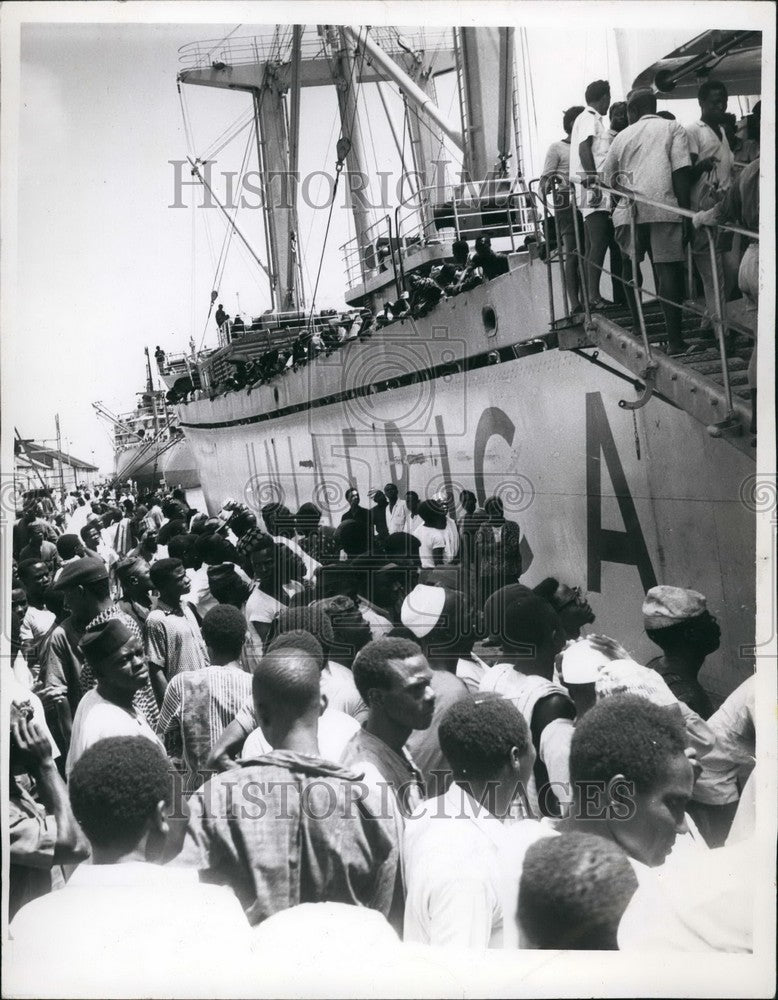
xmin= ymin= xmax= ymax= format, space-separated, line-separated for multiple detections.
xmin=642 ymin=585 xmax=720 ymax=719
xmin=145 ymin=558 xmax=209 ymax=703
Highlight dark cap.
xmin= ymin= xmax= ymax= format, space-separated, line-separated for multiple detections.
xmin=207 ymin=562 xmax=242 ymax=587
xmin=485 ymin=584 xmax=557 ymax=648
xmin=79 ymin=617 xmax=135 ymax=664
xmin=51 ymin=556 xmax=108 ymax=590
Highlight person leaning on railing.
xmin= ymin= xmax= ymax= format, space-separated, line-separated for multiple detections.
xmin=693 ymin=156 xmax=759 ymax=436
xmin=540 ymin=105 xmax=585 ymax=314
xmin=600 ymin=88 xmax=693 ymax=357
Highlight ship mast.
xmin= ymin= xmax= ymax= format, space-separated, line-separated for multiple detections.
xmin=323 ymin=26 xmax=373 ymax=286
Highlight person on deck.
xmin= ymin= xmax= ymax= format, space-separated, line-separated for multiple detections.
xmin=214 ymin=303 xmax=230 ymax=332
xmin=693 ymin=153 xmax=760 ymax=435
xmin=541 ymin=105 xmax=585 ymax=313
xmin=471 ymin=236 xmax=509 ymax=280
xmin=686 ymin=81 xmax=735 ymax=334
xmin=601 ymin=88 xmax=693 ymax=356
xmin=569 ymin=79 xmax=614 ymax=308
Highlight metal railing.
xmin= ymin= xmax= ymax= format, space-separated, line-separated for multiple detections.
xmin=197 ymin=308 xmax=365 ymax=392
xmin=178 ymin=27 xmax=454 ymax=72
xmin=340 ymin=177 xmax=540 ymax=292
xmin=533 ymin=175 xmax=758 ymax=423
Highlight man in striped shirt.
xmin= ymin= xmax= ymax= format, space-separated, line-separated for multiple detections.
xmin=145 ymin=558 xmax=209 ymax=704
xmin=156 ymin=605 xmax=252 ymax=793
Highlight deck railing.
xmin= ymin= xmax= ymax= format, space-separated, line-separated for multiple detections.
xmin=178 ymin=27 xmax=453 ymax=72
xmin=532 ymin=174 xmax=758 ymax=425
xmin=340 ymin=177 xmax=540 ymax=292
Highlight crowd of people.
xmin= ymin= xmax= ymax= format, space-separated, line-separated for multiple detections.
xmin=6 ymin=476 xmax=758 ymax=989
xmin=540 ymin=79 xmax=760 ymax=431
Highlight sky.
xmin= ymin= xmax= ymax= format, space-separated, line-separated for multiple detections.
xmin=6 ymin=12 xmax=721 ymax=473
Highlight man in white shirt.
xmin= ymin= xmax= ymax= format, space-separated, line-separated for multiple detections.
xmin=602 ymin=89 xmax=693 ymax=355
xmin=685 ymin=80 xmax=735 ymax=331
xmin=569 ymin=79 xmax=615 ymax=306
xmin=383 ymin=482 xmax=409 ymax=535
xmin=405 ymin=490 xmax=423 ymax=534
xmin=403 ymin=696 xmax=543 ymax=948
xmin=479 ymin=587 xmax=573 ymax=817
xmin=9 ymin=736 xmax=249 ymax=997
xmin=17 ymin=560 xmax=56 ymax=674
xmin=66 ymin=618 xmax=163 ymax=776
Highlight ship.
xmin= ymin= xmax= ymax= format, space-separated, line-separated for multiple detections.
xmin=158 ymin=25 xmax=761 ymax=704
xmin=95 ymin=347 xmax=203 ymax=491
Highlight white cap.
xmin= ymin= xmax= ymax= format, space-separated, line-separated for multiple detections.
xmin=560 ymin=639 xmax=612 ymax=685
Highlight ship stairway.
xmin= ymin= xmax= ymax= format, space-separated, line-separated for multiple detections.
xmin=556 ymin=300 xmax=755 ymax=459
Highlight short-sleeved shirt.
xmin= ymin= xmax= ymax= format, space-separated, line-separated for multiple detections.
xmin=602 ymin=114 xmax=692 ymax=226
xmin=245 ymin=585 xmax=285 ymax=626
xmin=38 ymin=617 xmax=85 ymax=715
xmin=569 ymin=105 xmax=612 ymax=216
xmin=145 ymin=600 xmax=208 ymax=680
xmin=318 ymin=660 xmax=367 ymax=723
xmin=66 ymin=688 xmax=163 ymax=777
xmin=541 ymin=138 xmax=573 ymax=211
xmin=685 ymin=119 xmax=735 ymax=211
xmin=19 ymin=606 xmax=56 ymax=671
xmin=413 ymin=525 xmax=452 ymax=568
xmin=156 ymin=662 xmax=252 ymax=793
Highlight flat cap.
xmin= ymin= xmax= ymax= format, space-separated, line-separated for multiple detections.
xmin=642 ymin=586 xmax=707 ymax=630
xmin=51 ymin=556 xmax=108 ymax=590
xmin=79 ymin=617 xmax=135 ymax=664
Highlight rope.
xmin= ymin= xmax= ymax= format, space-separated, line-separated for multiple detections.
xmin=197 ymin=122 xmax=256 ymax=349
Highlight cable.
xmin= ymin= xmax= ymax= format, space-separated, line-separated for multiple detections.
xmin=206 ymin=23 xmax=243 ymax=61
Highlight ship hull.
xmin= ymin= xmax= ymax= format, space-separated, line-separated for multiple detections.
xmin=114 ymin=436 xmax=200 ymax=490
xmin=177 ymin=343 xmax=755 ymax=704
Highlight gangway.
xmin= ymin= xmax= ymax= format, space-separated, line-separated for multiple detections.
xmin=537 ymin=183 xmax=758 ymax=459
